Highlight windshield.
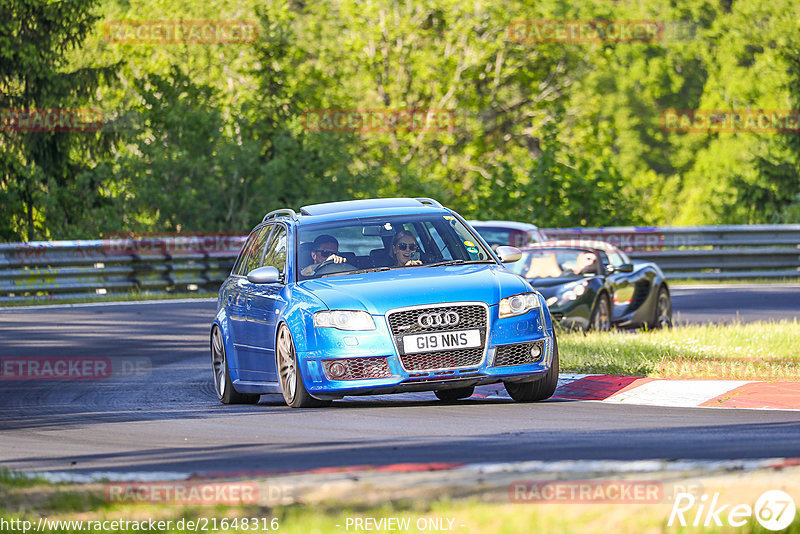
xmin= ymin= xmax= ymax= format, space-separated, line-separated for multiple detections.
xmin=297 ymin=214 xmax=495 ymax=279
xmin=508 ymin=249 xmax=601 ymax=278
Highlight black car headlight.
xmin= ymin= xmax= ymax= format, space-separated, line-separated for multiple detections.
xmin=560 ymin=280 xmax=589 ymax=302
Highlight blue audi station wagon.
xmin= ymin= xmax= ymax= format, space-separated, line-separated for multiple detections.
xmin=211 ymin=198 xmax=559 ymax=407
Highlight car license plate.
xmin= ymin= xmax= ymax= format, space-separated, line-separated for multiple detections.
xmin=402 ymin=329 xmax=481 ymax=354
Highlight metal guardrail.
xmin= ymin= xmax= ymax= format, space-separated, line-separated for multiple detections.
xmin=0 ymin=235 xmax=246 ymax=302
xmin=542 ymin=225 xmax=800 ymax=280
xmin=1 ymin=225 xmax=799 ymax=302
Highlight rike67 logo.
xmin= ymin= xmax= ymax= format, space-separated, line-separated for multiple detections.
xmin=669 ymin=490 xmax=796 ymax=531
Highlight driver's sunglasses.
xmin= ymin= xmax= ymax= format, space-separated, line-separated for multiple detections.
xmin=396 ymin=243 xmax=418 ymax=251
xmin=315 ymin=249 xmax=336 ymax=258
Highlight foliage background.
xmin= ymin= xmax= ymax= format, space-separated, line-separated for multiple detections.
xmin=1 ymin=0 xmax=799 ymax=241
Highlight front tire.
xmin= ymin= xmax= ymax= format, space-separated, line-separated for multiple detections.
xmin=589 ymin=293 xmax=611 ymax=332
xmin=650 ymin=286 xmax=673 ymax=329
xmin=211 ymin=326 xmax=260 ymax=405
xmin=276 ymin=324 xmax=330 ymax=408
xmin=504 ymin=336 xmax=560 ymax=402
xmin=434 ymin=386 xmax=475 ymax=401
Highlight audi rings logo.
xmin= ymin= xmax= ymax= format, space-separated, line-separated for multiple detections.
xmin=418 ymin=311 xmax=460 ymax=328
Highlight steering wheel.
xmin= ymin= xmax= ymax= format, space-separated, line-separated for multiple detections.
xmin=312 ymin=258 xmax=358 ymax=276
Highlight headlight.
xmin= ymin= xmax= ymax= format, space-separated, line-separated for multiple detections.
xmin=313 ymin=310 xmax=376 ymax=331
xmin=561 ymin=280 xmax=588 ymax=302
xmin=499 ymin=292 xmax=541 ymax=318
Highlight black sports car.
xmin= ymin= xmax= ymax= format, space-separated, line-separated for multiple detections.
xmin=507 ymin=240 xmax=672 ymax=331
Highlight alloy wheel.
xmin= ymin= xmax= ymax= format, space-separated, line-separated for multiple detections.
xmin=277 ymin=326 xmax=297 ymax=403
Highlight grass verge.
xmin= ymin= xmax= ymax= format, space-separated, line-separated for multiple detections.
xmin=559 ymin=320 xmax=800 ymax=381
xmin=3 ymin=468 xmax=800 ymax=533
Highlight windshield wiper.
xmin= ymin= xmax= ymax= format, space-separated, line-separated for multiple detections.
xmin=319 ymin=266 xmax=393 ymax=278
xmin=423 ymin=259 xmax=495 ymax=267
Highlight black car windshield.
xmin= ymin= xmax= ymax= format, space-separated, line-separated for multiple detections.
xmin=508 ymin=249 xmax=601 ymax=278
xmin=297 ymin=214 xmax=494 ymax=279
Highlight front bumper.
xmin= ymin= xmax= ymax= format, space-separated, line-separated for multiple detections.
xmin=298 ymin=303 xmax=554 ymax=398
xmin=546 ymin=299 xmax=592 ymax=331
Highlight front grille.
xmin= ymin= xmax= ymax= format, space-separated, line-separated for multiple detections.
xmin=387 ymin=303 xmax=489 ymax=372
xmin=387 ymin=304 xmax=487 ymax=335
xmin=322 ymin=357 xmax=392 ymax=380
xmin=494 ymin=341 xmax=545 ymax=367
xmin=400 ymin=348 xmax=484 ymax=371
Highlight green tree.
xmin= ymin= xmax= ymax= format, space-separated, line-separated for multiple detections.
xmin=0 ymin=0 xmax=118 ymax=241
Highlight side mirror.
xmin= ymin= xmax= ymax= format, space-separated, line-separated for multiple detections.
xmin=246 ymin=266 xmax=281 ymax=284
xmin=496 ymin=246 xmax=522 ymax=263
xmin=607 ymin=263 xmax=634 ymax=274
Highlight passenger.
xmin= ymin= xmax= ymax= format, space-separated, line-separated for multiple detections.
xmin=391 ymin=231 xmax=423 ymax=266
xmin=301 ymin=234 xmax=347 ymax=275
xmin=571 ymin=252 xmax=598 ymax=275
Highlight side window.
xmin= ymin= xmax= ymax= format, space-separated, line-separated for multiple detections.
xmin=232 ymin=231 xmax=260 ymax=275
xmin=262 ymin=226 xmax=287 ymax=275
xmin=608 ymin=251 xmax=624 ymax=267
xmin=238 ymin=226 xmax=272 ymax=276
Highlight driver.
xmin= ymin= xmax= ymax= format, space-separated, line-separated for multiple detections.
xmin=301 ymin=234 xmax=347 ymax=275
xmin=571 ymin=252 xmax=598 ymax=275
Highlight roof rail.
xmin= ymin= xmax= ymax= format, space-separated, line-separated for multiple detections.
xmin=415 ymin=197 xmax=443 ymax=208
xmin=262 ymin=208 xmax=298 ymax=222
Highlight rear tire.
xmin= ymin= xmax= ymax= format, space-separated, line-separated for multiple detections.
xmin=434 ymin=386 xmax=475 ymax=401
xmin=504 ymin=336 xmax=560 ymax=402
xmin=211 ymin=326 xmax=260 ymax=405
xmin=650 ymin=286 xmax=673 ymax=329
xmin=589 ymin=293 xmax=611 ymax=332
xmin=276 ymin=324 xmax=331 ymax=408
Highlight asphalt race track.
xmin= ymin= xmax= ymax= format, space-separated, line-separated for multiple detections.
xmin=671 ymin=285 xmax=800 ymax=324
xmin=1 ymin=285 xmax=799 ymax=477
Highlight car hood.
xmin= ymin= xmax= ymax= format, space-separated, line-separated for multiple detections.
xmin=298 ymin=264 xmax=530 ymax=315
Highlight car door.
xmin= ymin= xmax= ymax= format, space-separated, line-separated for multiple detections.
xmin=241 ymin=224 xmax=288 ymax=382
xmin=225 ymin=228 xmax=268 ymax=352
xmin=605 ymin=250 xmax=635 ymax=320
xmin=233 ymin=224 xmax=274 ymax=381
